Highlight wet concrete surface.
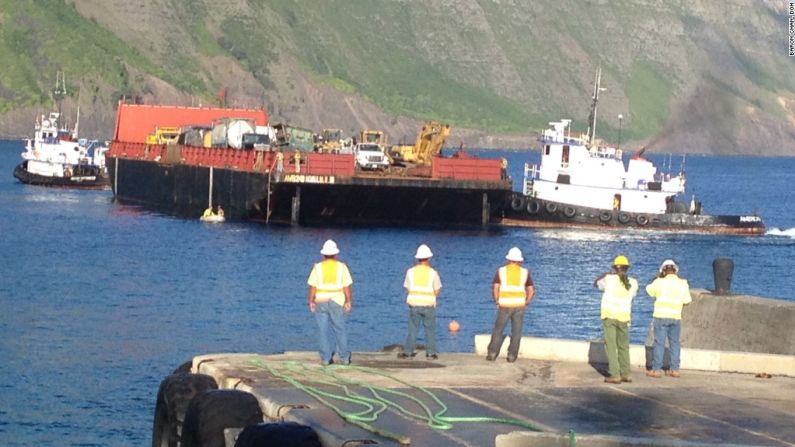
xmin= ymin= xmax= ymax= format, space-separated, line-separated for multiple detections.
xmin=194 ymin=352 xmax=795 ymax=446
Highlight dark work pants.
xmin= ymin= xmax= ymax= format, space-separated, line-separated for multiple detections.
xmin=486 ymin=306 xmax=526 ymax=359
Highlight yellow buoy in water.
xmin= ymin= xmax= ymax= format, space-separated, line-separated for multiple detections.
xmin=448 ymin=320 xmax=460 ymax=332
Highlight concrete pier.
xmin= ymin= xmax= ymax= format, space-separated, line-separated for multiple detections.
xmin=190 ymin=348 xmax=795 ymax=447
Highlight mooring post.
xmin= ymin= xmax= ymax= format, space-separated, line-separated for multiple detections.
xmin=481 ymin=192 xmax=489 ymax=228
xmin=291 ymin=186 xmax=301 ymax=226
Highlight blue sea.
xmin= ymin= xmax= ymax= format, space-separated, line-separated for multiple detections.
xmin=1 ymin=139 xmax=793 ymax=446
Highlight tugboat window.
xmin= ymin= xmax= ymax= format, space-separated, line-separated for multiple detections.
xmin=545 ymin=145 xmax=550 ymax=155
xmin=561 ymin=145 xmax=570 ymax=168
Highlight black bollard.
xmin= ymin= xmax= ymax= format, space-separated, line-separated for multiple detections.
xmin=713 ymin=257 xmax=734 ymax=295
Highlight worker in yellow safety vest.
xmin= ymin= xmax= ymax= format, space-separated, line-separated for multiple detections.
xmin=398 ymin=244 xmax=442 ymax=360
xmin=307 ymin=239 xmax=353 ymax=365
xmin=486 ymin=247 xmax=536 ymax=363
xmin=645 ymin=259 xmax=692 ymax=378
xmin=594 ymin=255 xmax=639 ymax=384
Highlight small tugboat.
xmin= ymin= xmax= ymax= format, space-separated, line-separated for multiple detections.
xmin=12 ymin=72 xmax=110 ymax=189
xmin=499 ymin=69 xmax=765 ymax=235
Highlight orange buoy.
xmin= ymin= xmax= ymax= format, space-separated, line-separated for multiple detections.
xmin=448 ymin=320 xmax=460 ymax=332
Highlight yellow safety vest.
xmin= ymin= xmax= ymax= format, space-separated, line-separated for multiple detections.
xmin=646 ymin=274 xmax=692 ymax=320
xmin=406 ymin=264 xmax=438 ymax=307
xmin=497 ymin=264 xmax=529 ymax=308
xmin=313 ymin=260 xmax=346 ymax=306
xmin=600 ymin=274 xmax=638 ymax=322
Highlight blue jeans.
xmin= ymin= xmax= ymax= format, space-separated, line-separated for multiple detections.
xmin=404 ymin=306 xmax=437 ymax=355
xmin=314 ymin=301 xmax=349 ymax=364
xmin=652 ymin=318 xmax=681 ymax=371
xmin=487 ymin=307 xmax=526 ymax=360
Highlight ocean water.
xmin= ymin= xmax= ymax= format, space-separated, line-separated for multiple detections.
xmin=0 ymin=139 xmax=793 ymax=446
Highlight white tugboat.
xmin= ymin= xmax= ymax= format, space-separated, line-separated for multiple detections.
xmin=500 ymin=68 xmax=765 ymax=235
xmin=12 ymin=72 xmax=110 ymax=189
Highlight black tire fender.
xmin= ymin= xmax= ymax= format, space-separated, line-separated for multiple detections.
xmin=510 ymin=195 xmax=526 ymax=212
xmin=235 ymin=422 xmax=322 ymax=447
xmin=599 ymin=211 xmax=612 ymax=223
xmin=152 ymin=373 xmax=218 ymax=447
xmin=526 ymin=200 xmax=542 ymax=215
xmin=545 ymin=202 xmax=558 ymax=214
xmin=637 ymin=214 xmax=649 ymax=226
xmin=181 ymin=390 xmax=263 ymax=447
xmin=563 ymin=206 xmax=576 ymax=218
xmin=618 ymin=212 xmax=630 ymax=224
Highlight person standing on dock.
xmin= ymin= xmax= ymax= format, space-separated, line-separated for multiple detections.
xmin=594 ymin=255 xmax=639 ymax=384
xmin=293 ymin=151 xmax=301 ymax=173
xmin=398 ymin=244 xmax=442 ymax=360
xmin=645 ymin=259 xmax=692 ymax=378
xmin=486 ymin=247 xmax=535 ymax=363
xmin=307 ymin=240 xmax=353 ymax=365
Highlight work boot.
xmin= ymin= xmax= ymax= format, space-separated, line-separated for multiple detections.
xmin=486 ymin=353 xmax=496 ymax=361
xmin=397 ymin=352 xmax=415 ymax=359
xmin=506 ymin=357 xmax=517 ymax=363
xmin=604 ymin=376 xmax=622 ymax=384
xmin=621 ymin=376 xmax=632 ymax=383
xmin=665 ymin=370 xmax=680 ymax=378
xmin=426 ymin=354 xmax=438 ymax=360
xmin=646 ymin=370 xmax=662 ymax=378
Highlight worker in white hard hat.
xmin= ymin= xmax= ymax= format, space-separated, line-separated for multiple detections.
xmin=486 ymin=247 xmax=535 ymax=363
xmin=645 ymin=259 xmax=692 ymax=378
xmin=307 ymin=239 xmax=353 ymax=365
xmin=398 ymin=244 xmax=442 ymax=360
xmin=594 ymin=255 xmax=639 ymax=384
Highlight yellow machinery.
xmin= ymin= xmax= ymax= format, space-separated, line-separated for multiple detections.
xmin=389 ymin=121 xmax=450 ymax=165
xmin=360 ymin=129 xmax=386 ymax=146
xmin=317 ymin=128 xmax=343 ymax=153
xmin=145 ymin=126 xmax=181 ymax=145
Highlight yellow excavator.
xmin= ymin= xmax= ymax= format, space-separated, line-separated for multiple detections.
xmin=360 ymin=129 xmax=387 ymax=146
xmin=389 ymin=121 xmax=450 ymax=165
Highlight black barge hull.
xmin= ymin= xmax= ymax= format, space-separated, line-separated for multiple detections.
xmin=108 ymin=157 xmax=509 ymax=228
xmin=499 ymin=194 xmax=765 ymax=235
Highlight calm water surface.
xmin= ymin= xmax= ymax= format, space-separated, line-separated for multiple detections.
xmin=1 ymin=140 xmax=793 ymax=445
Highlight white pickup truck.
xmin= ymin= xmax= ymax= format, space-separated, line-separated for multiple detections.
xmin=354 ymin=143 xmax=390 ymax=170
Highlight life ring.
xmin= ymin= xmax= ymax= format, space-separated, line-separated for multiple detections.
xmin=545 ymin=202 xmax=558 ymax=214
xmin=618 ymin=212 xmax=630 ymax=224
xmin=563 ymin=206 xmax=576 ymax=218
xmin=526 ymin=200 xmax=541 ymax=215
xmin=599 ymin=211 xmax=612 ymax=222
xmin=636 ymin=214 xmax=649 ymax=226
xmin=510 ymin=196 xmax=526 ymax=212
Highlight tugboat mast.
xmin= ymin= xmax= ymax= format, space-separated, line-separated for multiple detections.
xmin=586 ymin=66 xmax=605 ymax=146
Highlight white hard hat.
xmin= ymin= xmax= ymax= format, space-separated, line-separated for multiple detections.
xmin=659 ymin=259 xmax=678 ymax=273
xmin=415 ymin=244 xmax=433 ymax=259
xmin=505 ymin=247 xmax=524 ymax=262
xmin=320 ymin=239 xmax=340 ymax=256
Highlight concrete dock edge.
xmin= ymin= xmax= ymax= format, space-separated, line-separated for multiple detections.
xmin=474 ymin=335 xmax=795 ymax=376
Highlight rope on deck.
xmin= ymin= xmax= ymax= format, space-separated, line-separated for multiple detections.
xmin=246 ymin=358 xmax=543 ymax=445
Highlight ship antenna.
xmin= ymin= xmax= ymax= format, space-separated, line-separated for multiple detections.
xmin=587 ymin=66 xmax=606 ymax=146
xmin=53 ymin=70 xmax=67 ymax=117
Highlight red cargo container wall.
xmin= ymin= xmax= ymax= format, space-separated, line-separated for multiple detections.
xmin=303 ymin=153 xmax=355 ymax=176
xmin=113 ymin=102 xmax=269 ymax=143
xmin=431 ymin=157 xmax=503 ymax=181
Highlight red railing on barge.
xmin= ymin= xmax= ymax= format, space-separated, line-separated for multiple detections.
xmin=107 ymin=142 xmax=356 ymax=177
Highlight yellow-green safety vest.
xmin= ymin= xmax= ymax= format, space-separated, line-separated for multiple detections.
xmin=314 ymin=259 xmax=346 ymax=306
xmin=497 ymin=264 xmax=529 ymax=307
xmin=600 ymin=274 xmax=638 ymax=322
xmin=406 ymin=264 xmax=438 ymax=306
xmin=646 ymin=275 xmax=692 ymax=320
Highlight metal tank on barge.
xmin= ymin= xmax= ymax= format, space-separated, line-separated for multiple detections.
xmin=106 ymin=103 xmax=511 ymax=227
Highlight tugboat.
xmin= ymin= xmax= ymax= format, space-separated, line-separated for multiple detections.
xmin=12 ymin=72 xmax=110 ymax=189
xmin=499 ymin=69 xmax=765 ymax=235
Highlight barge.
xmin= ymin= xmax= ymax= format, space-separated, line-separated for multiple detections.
xmin=107 ymin=103 xmax=510 ymax=228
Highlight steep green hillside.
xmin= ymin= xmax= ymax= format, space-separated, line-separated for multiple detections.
xmin=0 ymin=0 xmax=793 ymax=154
